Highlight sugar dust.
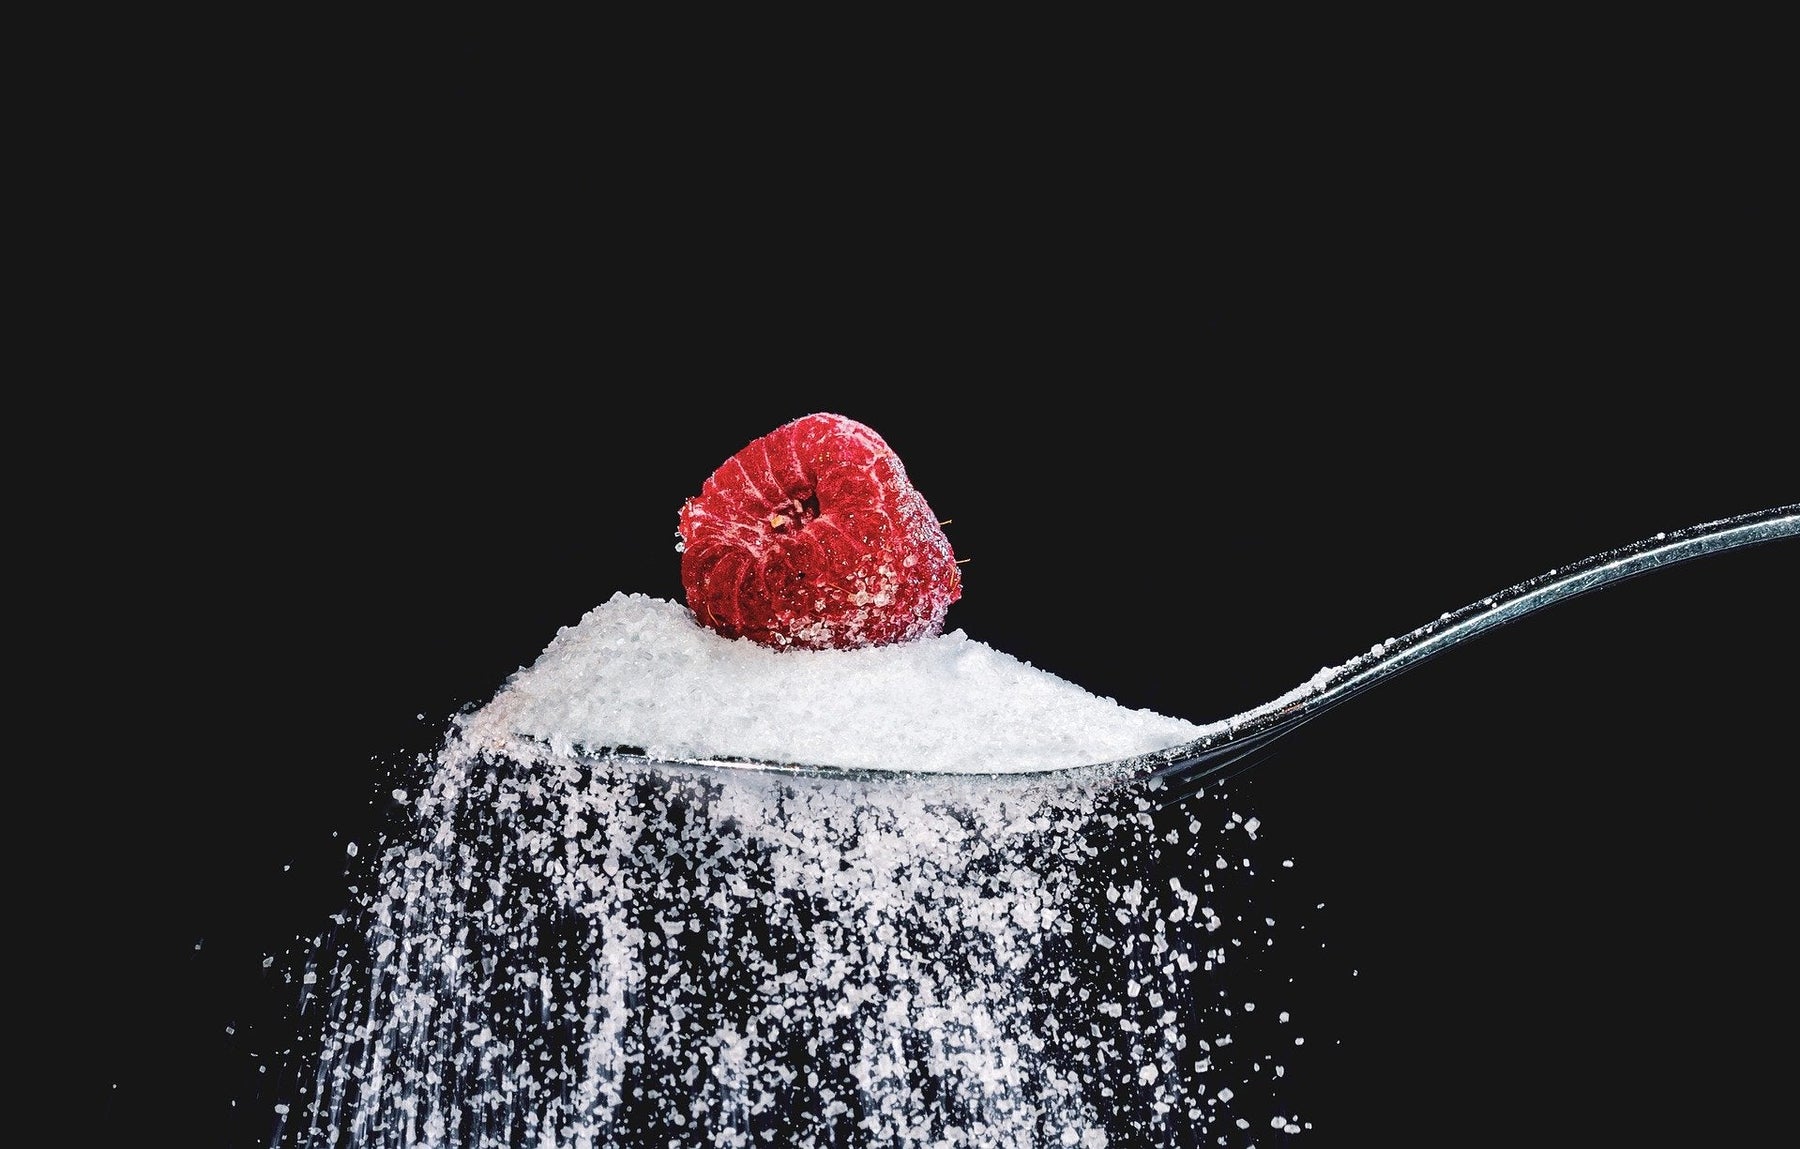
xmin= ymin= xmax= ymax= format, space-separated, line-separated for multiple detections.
xmin=262 ymin=595 xmax=1334 ymax=1147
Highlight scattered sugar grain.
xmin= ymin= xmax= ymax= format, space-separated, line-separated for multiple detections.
xmin=269 ymin=593 xmax=1336 ymax=1147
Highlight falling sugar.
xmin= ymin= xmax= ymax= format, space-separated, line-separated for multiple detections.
xmin=268 ymin=595 xmax=1328 ymax=1147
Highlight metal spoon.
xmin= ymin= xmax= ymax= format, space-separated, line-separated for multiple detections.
xmin=627 ymin=503 xmax=1797 ymax=795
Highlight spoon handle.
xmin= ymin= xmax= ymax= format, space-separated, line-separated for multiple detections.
xmin=1140 ymin=503 xmax=1800 ymax=800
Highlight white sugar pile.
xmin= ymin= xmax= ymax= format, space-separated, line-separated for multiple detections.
xmin=271 ymin=595 xmax=1322 ymax=1148
xmin=458 ymin=592 xmax=1209 ymax=774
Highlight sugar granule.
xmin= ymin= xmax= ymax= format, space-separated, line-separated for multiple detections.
xmin=267 ymin=595 xmax=1327 ymax=1147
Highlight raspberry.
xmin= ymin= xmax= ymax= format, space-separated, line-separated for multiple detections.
xmin=677 ymin=413 xmax=962 ymax=650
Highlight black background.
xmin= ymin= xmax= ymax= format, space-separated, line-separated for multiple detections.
xmin=65 ymin=35 xmax=1795 ymax=1148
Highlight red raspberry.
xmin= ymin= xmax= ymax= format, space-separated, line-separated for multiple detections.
xmin=677 ymin=413 xmax=962 ymax=650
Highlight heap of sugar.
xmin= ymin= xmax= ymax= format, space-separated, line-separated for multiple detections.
xmin=456 ymin=592 xmax=1208 ymax=774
